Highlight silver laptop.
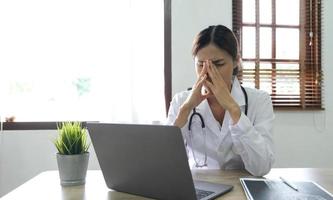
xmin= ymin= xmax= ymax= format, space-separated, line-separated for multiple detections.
xmin=87 ymin=123 xmax=233 ymax=200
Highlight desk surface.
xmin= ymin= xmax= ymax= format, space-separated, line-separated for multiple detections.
xmin=2 ymin=168 xmax=333 ymax=200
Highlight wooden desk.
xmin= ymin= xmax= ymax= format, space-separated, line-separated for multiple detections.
xmin=2 ymin=168 xmax=333 ymax=200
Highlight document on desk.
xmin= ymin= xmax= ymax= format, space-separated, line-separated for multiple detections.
xmin=240 ymin=178 xmax=333 ymax=200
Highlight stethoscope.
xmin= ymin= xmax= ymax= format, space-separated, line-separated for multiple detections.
xmin=187 ymin=85 xmax=248 ymax=168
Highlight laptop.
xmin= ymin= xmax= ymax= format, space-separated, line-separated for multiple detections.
xmin=87 ymin=123 xmax=233 ymax=200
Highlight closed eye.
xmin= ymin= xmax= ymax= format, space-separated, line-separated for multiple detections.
xmin=212 ymin=59 xmax=225 ymax=67
xmin=214 ymin=63 xmax=225 ymax=67
xmin=197 ymin=63 xmax=204 ymax=68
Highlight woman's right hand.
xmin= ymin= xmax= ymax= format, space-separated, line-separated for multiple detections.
xmin=183 ymin=64 xmax=211 ymax=110
xmin=173 ymin=64 xmax=211 ymax=128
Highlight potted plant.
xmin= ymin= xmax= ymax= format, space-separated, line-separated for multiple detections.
xmin=54 ymin=122 xmax=90 ymax=186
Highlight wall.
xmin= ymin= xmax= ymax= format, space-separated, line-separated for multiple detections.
xmin=171 ymin=0 xmax=333 ymax=168
xmin=1 ymin=0 xmax=332 ymax=197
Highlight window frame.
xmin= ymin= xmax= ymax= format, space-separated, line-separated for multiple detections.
xmin=233 ymin=0 xmax=323 ymax=110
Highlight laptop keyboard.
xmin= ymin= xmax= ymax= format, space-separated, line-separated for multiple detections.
xmin=195 ymin=188 xmax=214 ymax=199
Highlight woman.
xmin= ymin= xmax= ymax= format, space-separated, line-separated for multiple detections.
xmin=166 ymin=25 xmax=274 ymax=176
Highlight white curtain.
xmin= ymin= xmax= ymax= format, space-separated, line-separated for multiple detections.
xmin=0 ymin=0 xmax=166 ymax=124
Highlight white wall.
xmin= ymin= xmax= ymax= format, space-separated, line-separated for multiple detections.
xmin=1 ymin=0 xmax=332 ymax=197
xmin=172 ymin=0 xmax=333 ymax=168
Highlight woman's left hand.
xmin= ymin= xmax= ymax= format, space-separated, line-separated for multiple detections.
xmin=203 ymin=60 xmax=241 ymax=123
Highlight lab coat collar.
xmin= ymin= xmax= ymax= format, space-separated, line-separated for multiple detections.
xmin=231 ymin=78 xmax=246 ymax=107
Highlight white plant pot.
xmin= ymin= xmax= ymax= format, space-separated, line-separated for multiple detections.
xmin=56 ymin=152 xmax=89 ymax=186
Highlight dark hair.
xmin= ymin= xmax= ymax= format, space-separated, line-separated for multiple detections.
xmin=192 ymin=25 xmax=240 ymax=75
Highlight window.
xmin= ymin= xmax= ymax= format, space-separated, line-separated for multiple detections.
xmin=233 ymin=0 xmax=323 ymax=109
xmin=0 ymin=0 xmax=168 ymax=124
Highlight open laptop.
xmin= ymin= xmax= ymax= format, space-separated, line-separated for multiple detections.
xmin=87 ymin=123 xmax=233 ymax=200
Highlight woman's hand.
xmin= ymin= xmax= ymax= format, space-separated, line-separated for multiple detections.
xmin=203 ymin=60 xmax=241 ymax=124
xmin=173 ymin=65 xmax=212 ymax=128
xmin=183 ymin=64 xmax=212 ymax=110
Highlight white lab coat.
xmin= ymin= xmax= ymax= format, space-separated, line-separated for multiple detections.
xmin=166 ymin=78 xmax=275 ymax=176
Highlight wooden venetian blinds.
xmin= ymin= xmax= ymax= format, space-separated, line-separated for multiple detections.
xmin=232 ymin=0 xmax=323 ymax=109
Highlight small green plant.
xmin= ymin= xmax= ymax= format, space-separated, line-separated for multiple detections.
xmin=54 ymin=122 xmax=90 ymax=155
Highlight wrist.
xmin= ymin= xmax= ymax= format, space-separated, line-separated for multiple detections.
xmin=174 ymin=103 xmax=192 ymax=128
xmin=228 ymin=103 xmax=241 ymax=124
xmin=181 ymin=102 xmax=194 ymax=112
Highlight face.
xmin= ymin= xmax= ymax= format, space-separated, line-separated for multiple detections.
xmin=194 ymin=43 xmax=236 ymax=88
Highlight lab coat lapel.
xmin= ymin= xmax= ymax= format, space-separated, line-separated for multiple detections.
xmin=196 ymin=99 xmax=221 ymax=137
xmin=231 ymin=78 xmax=246 ymax=108
xmin=220 ymin=79 xmax=246 ymax=136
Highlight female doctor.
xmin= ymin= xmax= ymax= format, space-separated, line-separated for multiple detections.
xmin=166 ymin=25 xmax=274 ymax=176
